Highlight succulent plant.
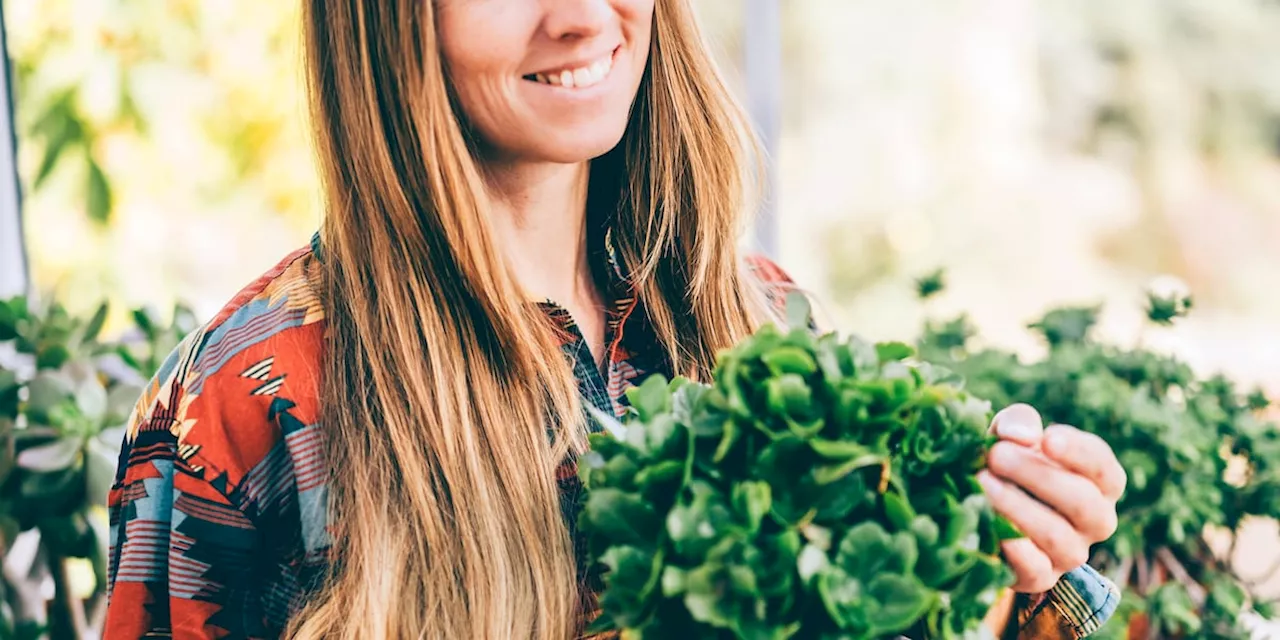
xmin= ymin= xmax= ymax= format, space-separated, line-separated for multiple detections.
xmin=579 ymin=294 xmax=1017 ymax=639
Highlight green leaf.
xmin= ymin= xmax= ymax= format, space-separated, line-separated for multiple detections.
xmin=76 ymin=379 xmax=109 ymax=423
xmin=1028 ymin=306 xmax=1100 ymax=347
xmin=992 ymin=515 xmax=1024 ymax=541
xmin=32 ymin=96 xmax=82 ymax=189
xmin=784 ymin=291 xmax=812 ymax=331
xmin=666 ymin=483 xmax=733 ymax=558
xmin=811 ymin=453 xmax=883 ymax=486
xmin=582 ymin=488 xmax=660 ymax=545
xmin=598 ymin=545 xmax=663 ymax=627
xmin=875 ymin=341 xmax=915 ymax=363
xmin=82 ymin=302 xmax=109 ymax=343
xmin=26 ymin=372 xmax=73 ymax=419
xmin=816 ymin=567 xmax=867 ymax=631
xmin=867 ymin=574 xmax=934 ymax=635
xmin=627 ymin=374 xmax=673 ymax=423
xmin=585 ymin=403 xmax=628 ymax=440
xmin=106 ymin=384 xmax=143 ymax=423
xmin=915 ymin=269 xmax=947 ymax=300
xmin=797 ymin=543 xmax=829 ymax=584
xmin=836 ymin=522 xmax=918 ymax=579
xmin=16 ymin=437 xmax=81 ymax=473
xmin=85 ymin=436 xmax=119 ymax=505
xmin=86 ymin=156 xmax=113 ymax=224
xmin=732 ymin=481 xmax=771 ymax=532
xmin=131 ymin=307 xmax=157 ymax=336
xmin=761 ymin=346 xmax=818 ymax=378
xmin=0 ymin=303 xmax=20 ymax=342
xmin=36 ymin=343 xmax=72 ymax=369
xmin=883 ymin=491 xmax=916 ymax=531
xmin=1145 ymin=290 xmax=1192 ymax=325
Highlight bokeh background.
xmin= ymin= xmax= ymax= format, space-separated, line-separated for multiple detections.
xmin=3 ymin=0 xmax=1279 ymax=636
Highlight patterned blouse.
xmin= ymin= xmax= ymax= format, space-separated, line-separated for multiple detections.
xmin=104 ymin=232 xmax=1120 ymax=638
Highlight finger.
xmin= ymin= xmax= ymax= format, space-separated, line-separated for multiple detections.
xmin=987 ymin=442 xmax=1117 ymax=542
xmin=978 ymin=470 xmax=1091 ymax=574
xmin=1042 ymin=424 xmax=1128 ymax=501
xmin=990 ymin=403 xmax=1044 ymax=446
xmin=1002 ymin=537 xmax=1059 ymax=594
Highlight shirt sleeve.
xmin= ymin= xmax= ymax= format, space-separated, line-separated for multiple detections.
xmin=104 ymin=329 xmax=264 ymax=639
xmin=1016 ymin=563 xmax=1122 ymax=638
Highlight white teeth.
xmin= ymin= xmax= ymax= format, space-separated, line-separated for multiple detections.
xmin=528 ymin=53 xmax=615 ymax=88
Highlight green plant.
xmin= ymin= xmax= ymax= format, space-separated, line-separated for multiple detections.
xmin=915 ymin=277 xmax=1280 ymax=639
xmin=578 ymin=295 xmax=1018 ymax=639
xmin=0 ymin=296 xmax=195 ymax=638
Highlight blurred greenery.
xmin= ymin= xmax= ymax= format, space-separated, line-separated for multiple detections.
xmin=917 ymin=274 xmax=1280 ymax=638
xmin=0 ymin=295 xmax=195 ymax=637
xmin=6 ymin=0 xmax=318 ymax=326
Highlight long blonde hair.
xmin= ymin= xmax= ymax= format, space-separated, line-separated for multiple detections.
xmin=291 ymin=1 xmax=769 ymax=638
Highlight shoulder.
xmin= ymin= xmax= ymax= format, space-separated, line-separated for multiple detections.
xmin=743 ymin=253 xmax=802 ymax=316
xmin=125 ymin=241 xmax=326 ymax=498
xmin=744 ymin=254 xmax=797 ymax=287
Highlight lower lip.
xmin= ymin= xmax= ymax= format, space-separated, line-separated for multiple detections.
xmin=522 ymin=47 xmax=622 ymax=101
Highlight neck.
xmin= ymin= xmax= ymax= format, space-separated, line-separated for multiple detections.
xmin=485 ymin=160 xmax=595 ymax=305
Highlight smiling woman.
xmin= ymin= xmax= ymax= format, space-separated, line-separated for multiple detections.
xmin=437 ymin=0 xmax=652 ymax=163
xmin=100 ymin=1 xmax=1123 ymax=639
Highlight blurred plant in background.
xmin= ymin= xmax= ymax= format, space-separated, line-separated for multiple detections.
xmin=0 ymin=297 xmax=194 ymax=637
xmin=6 ymin=0 xmax=318 ymax=323
xmin=779 ymin=0 xmax=1280 ymax=396
xmin=915 ymin=274 xmax=1280 ymax=639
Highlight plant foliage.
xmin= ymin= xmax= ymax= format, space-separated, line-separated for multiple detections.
xmin=0 ymin=296 xmax=196 ymax=637
xmin=579 ymin=294 xmax=1019 ymax=640
xmin=915 ymin=277 xmax=1279 ymax=640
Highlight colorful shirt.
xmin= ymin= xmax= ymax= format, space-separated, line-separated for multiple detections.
xmin=104 ymin=233 xmax=1119 ymax=639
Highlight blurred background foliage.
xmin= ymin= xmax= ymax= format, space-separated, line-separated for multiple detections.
xmin=10 ymin=0 xmax=1280 ymax=388
xmin=3 ymin=0 xmax=1280 ymax=635
xmin=8 ymin=0 xmax=318 ymax=330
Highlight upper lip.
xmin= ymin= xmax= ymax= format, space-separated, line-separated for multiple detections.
xmin=525 ymin=46 xmax=619 ymax=76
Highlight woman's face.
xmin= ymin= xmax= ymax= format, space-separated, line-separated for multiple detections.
xmin=437 ymin=0 xmax=655 ymax=165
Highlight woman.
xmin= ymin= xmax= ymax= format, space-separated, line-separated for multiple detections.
xmin=104 ymin=1 xmax=1126 ymax=638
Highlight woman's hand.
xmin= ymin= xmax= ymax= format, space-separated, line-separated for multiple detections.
xmin=978 ymin=404 xmax=1126 ymax=593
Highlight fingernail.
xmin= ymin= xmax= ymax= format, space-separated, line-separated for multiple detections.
xmin=977 ymin=471 xmax=1002 ymax=496
xmin=997 ymin=419 xmax=1041 ymax=444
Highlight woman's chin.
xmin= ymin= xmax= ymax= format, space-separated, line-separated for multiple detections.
xmin=517 ymin=129 xmax=628 ymax=164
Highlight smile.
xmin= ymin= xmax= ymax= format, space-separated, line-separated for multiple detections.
xmin=522 ymin=48 xmax=618 ymax=89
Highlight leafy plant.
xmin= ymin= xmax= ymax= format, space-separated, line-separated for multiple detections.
xmin=578 ymin=294 xmax=1019 ymax=640
xmin=0 ymin=296 xmax=195 ymax=638
xmin=915 ymin=275 xmax=1280 ymax=640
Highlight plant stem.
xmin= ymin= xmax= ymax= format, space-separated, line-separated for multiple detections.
xmin=1156 ymin=547 xmax=1206 ymax=606
xmin=1136 ymin=552 xmax=1151 ymax=594
xmin=1112 ymin=555 xmax=1135 ymax=589
xmin=45 ymin=548 xmax=86 ymax=640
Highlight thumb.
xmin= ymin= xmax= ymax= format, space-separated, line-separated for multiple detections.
xmin=990 ymin=403 xmax=1044 ymax=446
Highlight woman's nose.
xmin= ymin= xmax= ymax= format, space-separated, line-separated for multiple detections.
xmin=540 ymin=0 xmax=612 ymax=41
